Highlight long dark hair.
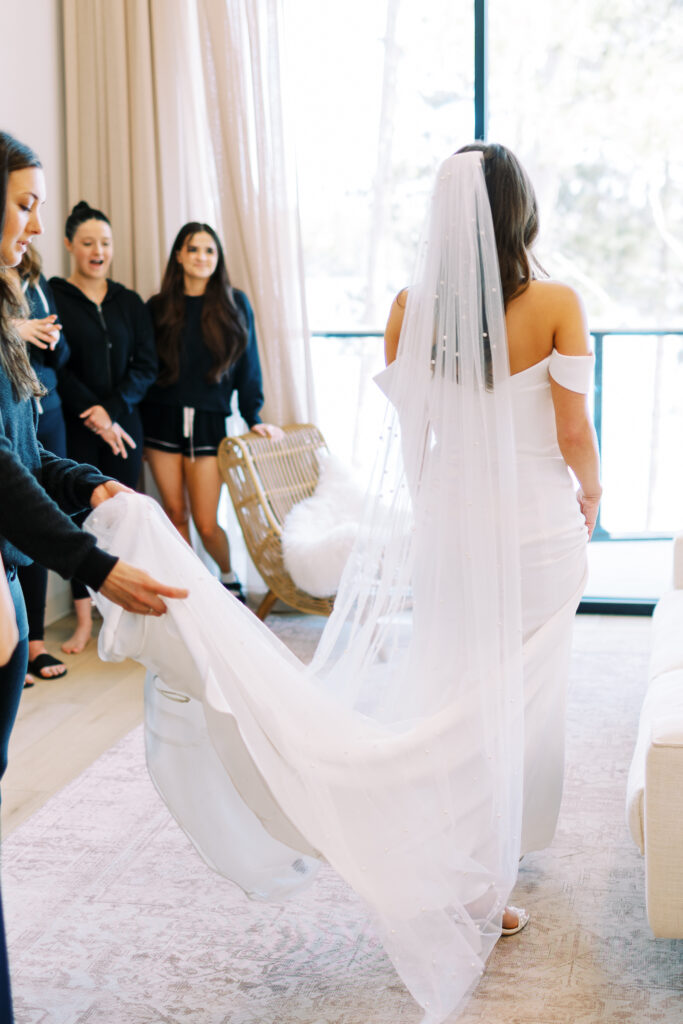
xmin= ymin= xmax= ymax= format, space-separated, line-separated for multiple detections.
xmin=64 ymin=200 xmax=110 ymax=241
xmin=0 ymin=131 xmax=44 ymax=399
xmin=456 ymin=142 xmax=542 ymax=307
xmin=150 ymin=222 xmax=247 ymax=387
xmin=18 ymin=241 xmax=42 ymax=288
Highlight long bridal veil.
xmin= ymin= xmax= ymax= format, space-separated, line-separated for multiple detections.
xmin=88 ymin=151 xmax=525 ymax=1023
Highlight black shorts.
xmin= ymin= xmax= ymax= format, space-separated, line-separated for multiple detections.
xmin=141 ymin=403 xmax=228 ymax=458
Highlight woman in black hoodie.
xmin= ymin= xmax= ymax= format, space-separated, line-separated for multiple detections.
xmin=9 ymin=244 xmax=70 ymax=683
xmin=51 ymin=202 xmax=158 ymax=653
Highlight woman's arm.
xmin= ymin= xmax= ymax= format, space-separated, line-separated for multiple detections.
xmin=14 ymin=315 xmax=61 ymax=353
xmin=384 ymin=289 xmax=408 ymax=365
xmin=15 ymin=278 xmax=67 ymax=367
xmin=0 ymin=442 xmax=117 ymax=587
xmin=549 ymin=287 xmax=602 ymax=538
xmin=550 ymin=382 xmax=602 ymax=537
xmin=38 ymin=445 xmax=111 ymax=515
xmin=57 ymin=362 xmax=101 ymax=416
xmin=97 ymin=560 xmax=189 ymax=614
xmin=39 ymin=277 xmax=71 ymax=371
xmin=0 ymin=452 xmax=188 ymax=612
xmin=100 ymin=293 xmax=158 ymax=424
xmin=233 ymin=294 xmax=265 ymax=427
xmin=87 ymin=483 xmax=189 ymax=612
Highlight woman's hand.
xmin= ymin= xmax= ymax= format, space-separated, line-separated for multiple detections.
xmin=90 ymin=480 xmax=135 ymax=507
xmin=577 ymin=490 xmax=601 ymax=540
xmin=81 ymin=406 xmax=136 ymax=458
xmin=99 ymin=561 xmax=189 ymax=615
xmin=14 ymin=315 xmax=61 ymax=350
xmin=97 ymin=422 xmax=137 ymax=459
xmin=80 ymin=404 xmax=112 ymax=433
xmin=92 ymin=421 xmax=137 ymax=458
xmin=252 ymin=423 xmax=284 ymax=441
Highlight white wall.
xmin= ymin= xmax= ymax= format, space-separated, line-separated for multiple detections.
xmin=0 ymin=0 xmax=68 ymax=278
xmin=1 ymin=0 xmax=72 ymax=622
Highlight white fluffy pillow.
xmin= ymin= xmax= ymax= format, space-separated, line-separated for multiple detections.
xmin=281 ymin=453 xmax=365 ymax=598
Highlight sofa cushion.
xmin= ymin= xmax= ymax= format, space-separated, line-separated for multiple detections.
xmin=645 ymin=727 xmax=683 ymax=937
xmin=626 ymin=668 xmax=683 ymax=852
xmin=648 ymin=590 xmax=683 ymax=679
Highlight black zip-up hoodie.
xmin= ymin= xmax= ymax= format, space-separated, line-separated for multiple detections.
xmin=49 ymin=278 xmax=158 ymax=425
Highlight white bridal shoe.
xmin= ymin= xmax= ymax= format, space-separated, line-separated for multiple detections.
xmin=501 ymin=906 xmax=530 ymax=936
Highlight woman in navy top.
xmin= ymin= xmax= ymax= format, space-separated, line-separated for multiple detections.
xmin=10 ymin=244 xmax=70 ymax=682
xmin=143 ymin=222 xmax=282 ymax=602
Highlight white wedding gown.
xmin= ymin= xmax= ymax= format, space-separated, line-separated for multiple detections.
xmin=86 ymin=347 xmax=590 ymax=1024
xmin=511 ymin=349 xmax=591 ymax=852
xmin=86 ymin=145 xmax=592 ymax=1024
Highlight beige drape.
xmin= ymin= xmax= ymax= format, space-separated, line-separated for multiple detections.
xmin=62 ymin=0 xmax=314 ymax=423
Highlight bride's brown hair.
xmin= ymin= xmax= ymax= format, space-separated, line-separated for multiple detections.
xmin=456 ymin=142 xmax=542 ymax=307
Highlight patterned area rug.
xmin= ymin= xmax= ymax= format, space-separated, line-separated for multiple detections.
xmin=3 ymin=614 xmax=682 ymax=1024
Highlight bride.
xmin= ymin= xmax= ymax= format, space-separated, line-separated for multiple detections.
xmin=89 ymin=144 xmax=600 ymax=1023
xmin=384 ymin=142 xmax=601 ymax=860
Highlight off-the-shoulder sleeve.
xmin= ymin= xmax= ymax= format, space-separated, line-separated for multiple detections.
xmin=548 ymin=350 xmax=595 ymax=394
xmin=373 ymin=361 xmax=399 ymax=401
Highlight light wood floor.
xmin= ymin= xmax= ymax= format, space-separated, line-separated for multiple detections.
xmin=1 ymin=613 xmax=145 ymax=838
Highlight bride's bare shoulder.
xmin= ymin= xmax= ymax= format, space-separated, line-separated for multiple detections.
xmin=524 ymin=280 xmax=590 ymax=354
xmin=524 ymin=279 xmax=585 ymax=312
xmin=506 ymin=280 xmax=590 ymax=366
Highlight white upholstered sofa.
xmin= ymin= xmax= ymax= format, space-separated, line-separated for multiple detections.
xmin=626 ymin=533 xmax=683 ymax=938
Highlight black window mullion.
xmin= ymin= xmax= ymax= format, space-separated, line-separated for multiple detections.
xmin=474 ymin=0 xmax=488 ymax=140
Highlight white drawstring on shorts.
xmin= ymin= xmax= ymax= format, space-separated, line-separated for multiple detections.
xmin=182 ymin=406 xmax=196 ymax=461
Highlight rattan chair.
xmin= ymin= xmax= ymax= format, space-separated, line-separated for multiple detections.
xmin=218 ymin=424 xmax=336 ymax=620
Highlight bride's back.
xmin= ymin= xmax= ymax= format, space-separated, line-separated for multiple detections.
xmin=505 ymin=278 xmax=590 ymax=375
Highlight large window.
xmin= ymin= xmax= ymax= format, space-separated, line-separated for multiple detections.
xmin=489 ymin=0 xmax=683 ymax=329
xmin=598 ymin=333 xmax=683 ymax=537
xmin=287 ymin=0 xmax=473 ymax=330
xmin=286 ymin=1 xmax=683 ymax=602
xmin=290 ymin=0 xmax=683 ymax=332
xmin=487 ymin=0 xmax=683 ymax=602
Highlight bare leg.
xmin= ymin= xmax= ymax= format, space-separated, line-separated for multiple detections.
xmin=184 ymin=455 xmax=231 ymax=573
xmin=61 ymin=597 xmax=93 ymax=654
xmin=144 ymin=448 xmax=191 ymax=544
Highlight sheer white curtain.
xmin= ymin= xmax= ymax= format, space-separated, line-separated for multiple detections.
xmin=62 ymin=0 xmax=166 ymax=299
xmin=62 ymin=0 xmax=314 ymax=422
xmin=196 ymin=0 xmax=315 ymax=424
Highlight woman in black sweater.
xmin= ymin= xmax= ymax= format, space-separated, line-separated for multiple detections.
xmin=143 ymin=222 xmax=281 ymax=602
xmin=8 ymin=244 xmax=70 ymax=682
xmin=51 ymin=202 xmax=158 ymax=653
xmin=0 ymin=131 xmax=188 ymax=775
xmin=0 ymin=130 xmax=186 ymax=1024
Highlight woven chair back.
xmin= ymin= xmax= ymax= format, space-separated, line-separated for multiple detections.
xmin=218 ymin=424 xmax=335 ymax=618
